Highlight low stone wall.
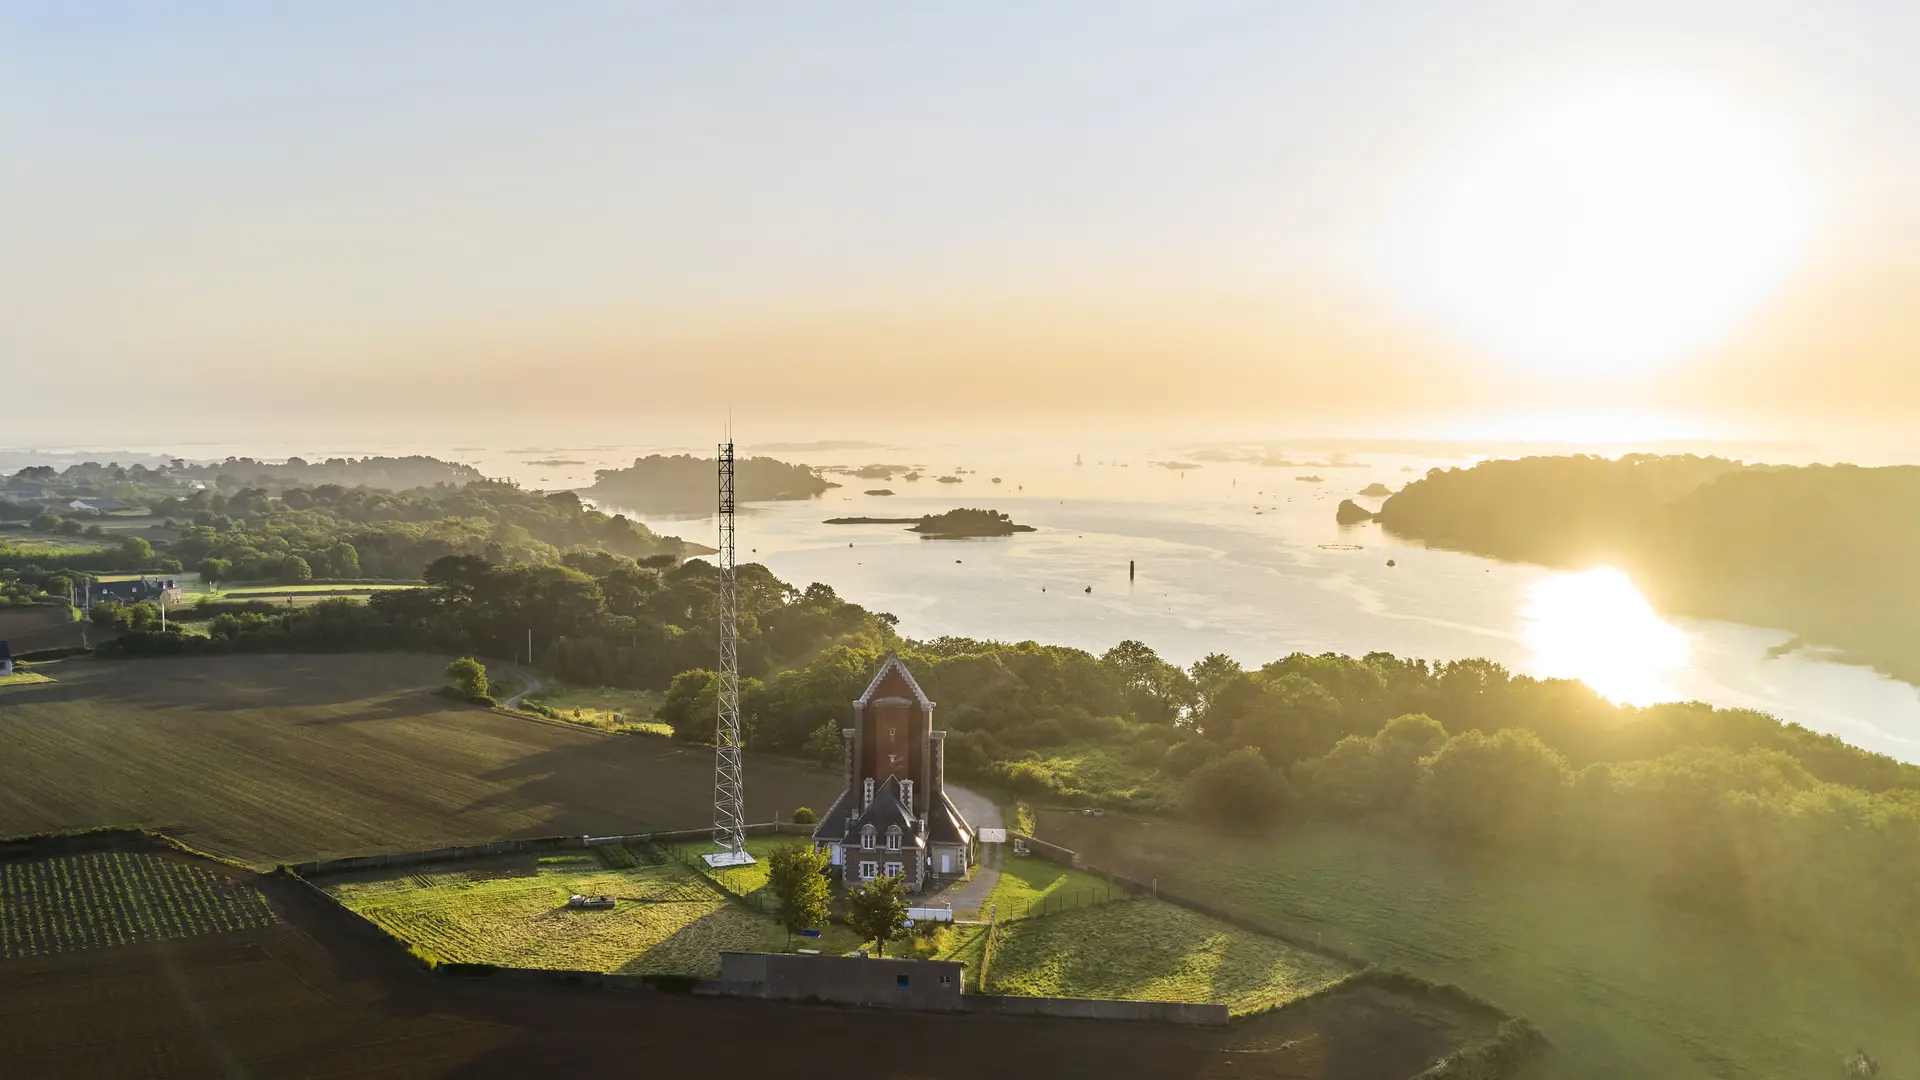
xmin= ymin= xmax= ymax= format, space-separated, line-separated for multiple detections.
xmin=289 ymin=822 xmax=815 ymax=877
xmin=964 ymin=994 xmax=1227 ymax=1026
xmin=1009 ymin=832 xmax=1082 ymax=868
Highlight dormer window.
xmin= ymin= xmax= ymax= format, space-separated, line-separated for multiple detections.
xmin=900 ymin=780 xmax=913 ymax=810
xmin=863 ymin=778 xmax=874 ymax=807
xmin=861 ymin=826 xmax=876 ymax=851
xmin=886 ymin=826 xmax=902 ymax=852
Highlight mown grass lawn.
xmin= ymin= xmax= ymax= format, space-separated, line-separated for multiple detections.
xmin=320 ymin=853 xmax=781 ymax=976
xmin=983 ymin=853 xmax=1128 ymax=921
xmin=1041 ymin=813 xmax=1920 ymax=1080
xmin=0 ymin=671 xmax=55 ymax=688
xmin=952 ymin=897 xmax=1350 ymax=1015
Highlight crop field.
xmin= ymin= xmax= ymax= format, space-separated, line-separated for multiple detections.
xmin=1040 ymin=811 xmax=1920 ymax=1080
xmin=0 ymin=850 xmax=278 ymax=959
xmin=0 ymin=654 xmax=842 ymax=865
xmin=317 ymin=850 xmax=867 ymax=975
xmin=949 ymin=897 xmax=1351 ymax=1015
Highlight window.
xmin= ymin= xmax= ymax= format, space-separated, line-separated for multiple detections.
xmin=886 ymin=827 xmax=901 ymax=852
xmin=884 ymin=861 xmax=903 ymax=878
xmin=861 ymin=826 xmax=875 ymax=851
xmin=859 ymin=861 xmax=877 ymax=881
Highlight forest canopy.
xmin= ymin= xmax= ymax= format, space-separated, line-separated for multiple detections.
xmin=586 ymin=454 xmax=836 ymax=509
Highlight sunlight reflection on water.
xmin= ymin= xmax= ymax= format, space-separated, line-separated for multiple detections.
xmin=1521 ymin=567 xmax=1691 ymax=705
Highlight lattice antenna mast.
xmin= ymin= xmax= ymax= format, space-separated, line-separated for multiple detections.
xmin=705 ymin=437 xmax=753 ymax=867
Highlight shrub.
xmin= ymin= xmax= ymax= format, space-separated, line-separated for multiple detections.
xmin=791 ymin=806 xmax=818 ymax=825
xmin=1186 ymin=747 xmax=1288 ymax=828
xmin=444 ymin=657 xmax=490 ymax=702
xmin=1161 ymin=739 xmax=1217 ymax=777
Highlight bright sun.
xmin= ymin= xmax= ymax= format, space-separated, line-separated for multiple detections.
xmin=1385 ymin=74 xmax=1818 ymax=377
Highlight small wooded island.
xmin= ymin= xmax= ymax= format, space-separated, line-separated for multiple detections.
xmin=823 ymin=508 xmax=1036 ymax=538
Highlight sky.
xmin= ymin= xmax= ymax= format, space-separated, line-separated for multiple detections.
xmin=3 ymin=2 xmax=1916 ymax=451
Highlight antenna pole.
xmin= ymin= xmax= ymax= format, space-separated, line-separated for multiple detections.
xmin=706 ymin=437 xmax=752 ymax=867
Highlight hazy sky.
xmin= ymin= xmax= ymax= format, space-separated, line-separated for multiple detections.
xmin=4 ymin=2 xmax=1916 ymax=448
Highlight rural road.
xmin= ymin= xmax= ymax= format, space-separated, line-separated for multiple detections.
xmin=939 ymin=785 xmax=1003 ymax=916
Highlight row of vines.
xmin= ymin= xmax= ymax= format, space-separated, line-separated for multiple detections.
xmin=0 ymin=852 xmax=277 ymax=959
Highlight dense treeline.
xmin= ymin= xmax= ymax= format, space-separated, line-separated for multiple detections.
xmin=1375 ymin=454 xmax=1920 ymax=681
xmin=2 ymin=455 xmax=486 ymax=512
xmin=104 ymin=552 xmax=890 ymax=691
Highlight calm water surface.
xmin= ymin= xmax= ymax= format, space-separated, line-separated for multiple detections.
xmin=559 ymin=443 xmax=1920 ymax=764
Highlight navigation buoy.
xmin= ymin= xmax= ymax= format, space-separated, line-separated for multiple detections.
xmin=1387 ymin=559 xmax=1397 ymax=567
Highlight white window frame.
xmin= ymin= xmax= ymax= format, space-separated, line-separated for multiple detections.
xmin=886 ymin=826 xmax=902 ymax=852
xmin=861 ymin=826 xmax=875 ymax=851
xmin=859 ymin=860 xmax=878 ymax=881
xmin=884 ymin=861 xmax=903 ymax=879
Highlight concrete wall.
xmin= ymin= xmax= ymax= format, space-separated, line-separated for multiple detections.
xmin=721 ymin=952 xmax=963 ymax=1010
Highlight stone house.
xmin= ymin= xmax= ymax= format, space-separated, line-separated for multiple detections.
xmin=810 ymin=654 xmax=974 ymax=891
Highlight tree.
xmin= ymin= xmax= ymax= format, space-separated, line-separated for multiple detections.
xmin=801 ymin=722 xmax=844 ymax=762
xmin=765 ymin=843 xmax=832 ymax=950
xmin=790 ymin=806 xmax=818 ymax=824
xmin=1185 ymin=747 xmax=1288 ymax=828
xmin=846 ymin=872 xmax=910 ymax=957
xmin=280 ymin=555 xmax=313 ymax=584
xmin=198 ymin=558 xmax=232 ymax=586
xmin=1418 ymin=729 xmax=1570 ymax=846
xmin=120 ymin=536 xmax=153 ymax=564
xmin=444 ymin=656 xmax=489 ymax=702
xmin=327 ymin=542 xmax=361 ymax=578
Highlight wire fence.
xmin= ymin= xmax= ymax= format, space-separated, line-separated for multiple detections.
xmin=997 ymin=884 xmax=1126 ymax=925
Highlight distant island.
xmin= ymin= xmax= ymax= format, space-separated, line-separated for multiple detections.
xmin=586 ymin=454 xmax=836 ymax=509
xmin=864 ymin=489 xmax=894 ymax=496
xmin=823 ymin=508 xmax=1035 ymax=538
xmin=1358 ymin=482 xmax=1393 ymax=497
xmin=1335 ymin=499 xmax=1376 ymax=525
xmin=1295 ymin=475 xmax=1323 ymax=483
xmin=1374 ymin=454 xmax=1920 ymax=682
xmin=525 ymin=458 xmax=586 ymax=467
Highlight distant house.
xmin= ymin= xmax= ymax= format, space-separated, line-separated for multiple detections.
xmin=0 ymin=641 xmax=12 ymax=677
xmin=67 ymin=497 xmax=132 ymax=513
xmin=81 ymin=578 xmax=180 ymax=610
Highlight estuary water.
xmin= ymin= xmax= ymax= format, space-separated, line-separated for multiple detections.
xmin=536 ymin=441 xmax=1920 ymax=765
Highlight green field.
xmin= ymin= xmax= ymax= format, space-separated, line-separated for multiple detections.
xmin=0 ymin=850 xmax=277 ymax=959
xmin=1041 ymin=812 xmax=1920 ymax=1080
xmin=317 ymin=849 xmax=864 ymax=974
xmin=950 ymin=896 xmax=1351 ymax=1014
xmin=0 ymin=654 xmax=842 ymax=865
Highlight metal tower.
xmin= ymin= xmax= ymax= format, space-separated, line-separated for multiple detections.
xmin=705 ymin=438 xmax=753 ymax=868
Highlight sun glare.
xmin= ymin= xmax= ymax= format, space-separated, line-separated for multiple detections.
xmin=1385 ymin=73 xmax=1817 ymax=377
xmin=1521 ymin=567 xmax=1690 ymax=705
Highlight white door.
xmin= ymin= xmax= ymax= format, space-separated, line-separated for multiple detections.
xmin=830 ymin=843 xmax=843 ymax=866
xmin=940 ymin=851 xmax=951 ymax=874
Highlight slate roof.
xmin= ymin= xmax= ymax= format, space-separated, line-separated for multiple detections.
xmin=926 ymin=790 xmax=972 ymax=846
xmin=852 ymin=652 xmax=935 ymax=710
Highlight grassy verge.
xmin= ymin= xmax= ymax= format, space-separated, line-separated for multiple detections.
xmin=0 ymin=671 xmax=55 ymax=688
xmin=522 ymin=682 xmax=670 ymax=736
xmin=1040 ymin=813 xmax=1920 ymax=1080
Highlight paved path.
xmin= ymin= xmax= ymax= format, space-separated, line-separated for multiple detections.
xmin=936 ymin=785 xmax=1003 ymax=917
xmin=499 ymin=666 xmax=542 ymax=710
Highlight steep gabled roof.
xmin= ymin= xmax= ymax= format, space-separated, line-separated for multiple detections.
xmin=852 ymin=652 xmax=934 ymax=710
xmin=810 ymin=786 xmax=859 ymax=842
